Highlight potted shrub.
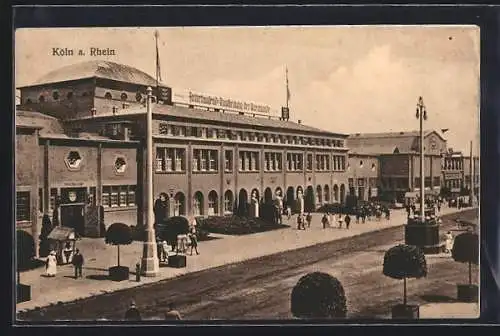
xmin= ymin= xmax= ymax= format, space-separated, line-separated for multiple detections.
xmin=291 ymin=272 xmax=347 ymax=319
xmin=383 ymin=244 xmax=428 ymax=319
xmin=105 ymin=223 xmax=133 ymax=281
xmin=451 ymin=231 xmax=479 ymax=302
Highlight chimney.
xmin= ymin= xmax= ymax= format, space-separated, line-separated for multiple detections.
xmin=298 ymin=120 xmax=302 ymax=124
xmin=90 ymin=107 xmax=97 ymax=117
xmin=112 ymin=106 xmax=118 ymax=115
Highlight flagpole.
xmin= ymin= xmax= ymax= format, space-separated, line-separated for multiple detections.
xmin=285 ymin=66 xmax=289 ymax=109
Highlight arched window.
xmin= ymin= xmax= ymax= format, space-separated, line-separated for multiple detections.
xmin=104 ymin=92 xmax=112 ymax=100
xmin=359 ymin=160 xmax=364 ymax=168
xmin=66 ymin=91 xmax=74 ymax=100
xmin=38 ymin=95 xmax=45 ymax=103
xmin=121 ymin=92 xmax=128 ymax=101
xmin=208 ymin=190 xmax=218 ymax=215
xmin=193 ymin=191 xmax=204 ymax=216
xmin=224 ymin=190 xmax=234 ymax=214
xmin=52 ymin=91 xmax=60 ymax=100
xmin=371 ymin=163 xmax=376 ymax=171
xmin=174 ymin=192 xmax=185 ymax=216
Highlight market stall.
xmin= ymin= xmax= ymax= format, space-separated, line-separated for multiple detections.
xmin=47 ymin=227 xmax=77 ymax=265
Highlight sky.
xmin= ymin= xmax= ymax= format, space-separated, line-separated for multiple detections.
xmin=15 ymin=26 xmax=480 ymax=154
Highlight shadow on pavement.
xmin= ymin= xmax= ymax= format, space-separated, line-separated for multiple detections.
xmin=19 ymin=259 xmax=46 ymax=272
xmin=87 ymin=274 xmax=110 ymax=281
xmin=420 ymin=294 xmax=457 ymax=303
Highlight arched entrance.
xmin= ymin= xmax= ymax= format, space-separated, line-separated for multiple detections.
xmin=275 ymin=187 xmax=283 ymax=199
xmin=174 ymin=192 xmax=186 ymax=216
xmin=296 ymin=186 xmax=304 ymax=198
xmin=286 ymin=186 xmax=295 ymax=210
xmin=305 ymin=186 xmax=315 ymax=212
xmin=316 ymin=185 xmax=322 ymax=205
xmin=208 ymin=190 xmax=218 ymax=215
xmin=324 ymin=185 xmax=330 ymax=203
xmin=264 ymin=187 xmax=273 ymax=204
xmin=333 ymin=184 xmax=339 ymax=202
xmin=340 ymin=184 xmax=346 ymax=204
xmin=193 ymin=191 xmax=204 ymax=216
xmin=238 ymin=189 xmax=248 ymax=217
xmin=223 ymin=190 xmax=234 ymax=215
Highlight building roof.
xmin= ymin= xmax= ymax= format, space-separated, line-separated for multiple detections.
xmin=20 ymin=60 xmax=160 ymax=88
xmin=347 ymin=130 xmax=446 ymax=155
xmin=16 ymin=110 xmax=64 ymax=133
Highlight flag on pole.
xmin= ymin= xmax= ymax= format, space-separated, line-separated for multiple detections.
xmin=154 ymin=30 xmax=162 ymax=85
xmin=285 ymin=66 xmax=291 ymax=103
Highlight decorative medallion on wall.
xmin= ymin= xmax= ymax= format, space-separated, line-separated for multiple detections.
xmin=114 ymin=156 xmax=127 ymax=175
xmin=64 ymin=150 xmax=83 ymax=171
xmin=68 ymin=191 xmax=77 ymax=202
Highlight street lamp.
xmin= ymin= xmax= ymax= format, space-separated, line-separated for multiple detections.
xmin=404 ymin=96 xmax=441 ymax=254
xmin=141 ymin=87 xmax=159 ymax=276
xmin=416 ymin=96 xmax=427 ymax=220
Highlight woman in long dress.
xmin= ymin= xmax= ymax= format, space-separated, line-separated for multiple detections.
xmin=444 ymin=231 xmax=454 ymax=254
xmin=45 ymin=250 xmax=57 ymax=277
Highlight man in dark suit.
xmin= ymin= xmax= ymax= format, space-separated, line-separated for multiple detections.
xmin=71 ymin=249 xmax=84 ymax=279
xmin=124 ymin=301 xmax=141 ymax=321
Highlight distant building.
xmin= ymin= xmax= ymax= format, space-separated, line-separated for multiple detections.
xmin=347 ymin=131 xmax=447 ymax=202
xmin=441 ymin=149 xmax=479 ymax=198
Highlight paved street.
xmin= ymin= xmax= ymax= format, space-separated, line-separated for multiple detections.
xmin=17 ymin=208 xmax=478 ymax=321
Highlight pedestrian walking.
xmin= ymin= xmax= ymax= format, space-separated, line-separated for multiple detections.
xmin=297 ymin=214 xmax=305 ymax=230
xmin=305 ymin=212 xmax=312 ymax=228
xmin=286 ymin=206 xmax=292 ymax=220
xmin=45 ymin=250 xmax=57 ymax=277
xmin=338 ymin=214 xmax=343 ymax=229
xmin=124 ymin=301 xmax=141 ymax=321
xmin=188 ymin=228 xmax=199 ymax=255
xmin=63 ymin=242 xmax=73 ymax=264
xmin=162 ymin=240 xmax=169 ymax=262
xmin=164 ymin=303 xmax=182 ymax=320
xmin=321 ymin=214 xmax=329 ymax=229
xmin=72 ymin=248 xmax=84 ymax=279
xmin=344 ymin=214 xmax=351 ymax=229
xmin=444 ymin=231 xmax=454 ymax=254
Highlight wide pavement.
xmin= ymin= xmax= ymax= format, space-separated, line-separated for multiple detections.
xmin=17 ymin=205 xmax=471 ymax=314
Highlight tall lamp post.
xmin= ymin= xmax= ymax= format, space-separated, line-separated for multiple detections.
xmin=404 ymin=96 xmax=441 ymax=254
xmin=141 ymin=87 xmax=160 ymax=276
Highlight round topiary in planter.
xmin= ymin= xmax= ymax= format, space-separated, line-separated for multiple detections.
xmin=105 ymin=223 xmax=133 ymax=281
xmin=451 ymin=230 xmax=479 ymax=303
xmin=290 ymin=272 xmax=347 ymax=319
xmin=383 ymin=244 xmax=428 ymax=319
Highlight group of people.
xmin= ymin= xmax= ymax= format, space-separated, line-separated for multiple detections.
xmin=156 ymin=226 xmax=199 ymax=262
xmin=294 ymin=212 xmax=352 ymax=230
xmin=44 ymin=244 xmax=85 ymax=279
xmin=124 ymin=300 xmax=182 ymax=321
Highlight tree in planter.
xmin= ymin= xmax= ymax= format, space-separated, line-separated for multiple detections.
xmin=383 ymin=244 xmax=427 ymax=319
xmin=105 ymin=223 xmax=133 ymax=280
xmin=451 ymin=231 xmax=479 ymax=302
xmin=291 ymin=272 xmax=347 ymax=319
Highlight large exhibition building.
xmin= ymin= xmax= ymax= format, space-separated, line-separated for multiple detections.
xmin=15 ymin=60 xmax=478 ymax=257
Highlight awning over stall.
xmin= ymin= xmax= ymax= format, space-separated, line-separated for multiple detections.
xmin=48 ymin=227 xmax=76 ymax=241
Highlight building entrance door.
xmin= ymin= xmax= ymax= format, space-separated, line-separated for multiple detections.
xmin=60 ymin=204 xmax=85 ymax=237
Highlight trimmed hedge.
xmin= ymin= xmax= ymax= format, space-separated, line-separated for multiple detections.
xmin=291 ymin=272 xmax=347 ymax=319
xmin=197 ymin=215 xmax=287 ymax=235
xmin=383 ymin=244 xmax=428 ymax=280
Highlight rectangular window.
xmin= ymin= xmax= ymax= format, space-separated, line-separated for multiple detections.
xmin=357 ymin=178 xmax=365 ymax=187
xmin=193 ymin=149 xmax=200 ymax=171
xmin=348 ymin=178 xmax=354 ymax=188
xmin=49 ymin=188 xmax=57 ymax=211
xmin=225 ymin=150 xmax=233 ymax=172
xmin=89 ymin=187 xmax=96 ymax=206
xmin=433 ymin=177 xmax=441 ymax=187
xmin=38 ymin=188 xmax=43 ymax=212
xmin=102 ymin=186 xmax=111 ymax=207
xmin=165 ymin=149 xmax=173 ymax=171
xmin=209 ymin=150 xmax=218 ymax=171
xmin=110 ymin=186 xmax=119 ymax=207
xmin=201 ymin=150 xmax=208 ymax=171
xmin=119 ymin=186 xmax=127 ymax=207
xmin=16 ymin=191 xmax=30 ymax=222
xmin=156 ymin=148 xmax=185 ymax=172
xmin=127 ymin=186 xmax=136 ymax=206
xmin=239 ymin=151 xmax=259 ymax=171
xmin=175 ymin=149 xmax=185 ymax=171
xmin=277 ymin=153 xmax=283 ymax=171
xmin=239 ymin=152 xmax=244 ymax=171
xmin=425 ymin=177 xmax=431 ymax=188
xmin=264 ymin=152 xmax=282 ymax=172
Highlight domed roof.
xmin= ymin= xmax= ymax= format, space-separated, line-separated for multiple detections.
xmin=31 ymin=60 xmax=159 ymax=87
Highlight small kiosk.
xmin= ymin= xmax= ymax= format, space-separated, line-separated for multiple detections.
xmin=47 ymin=227 xmax=77 ymax=265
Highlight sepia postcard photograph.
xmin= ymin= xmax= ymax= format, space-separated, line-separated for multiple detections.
xmin=14 ymin=25 xmax=480 ymax=322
